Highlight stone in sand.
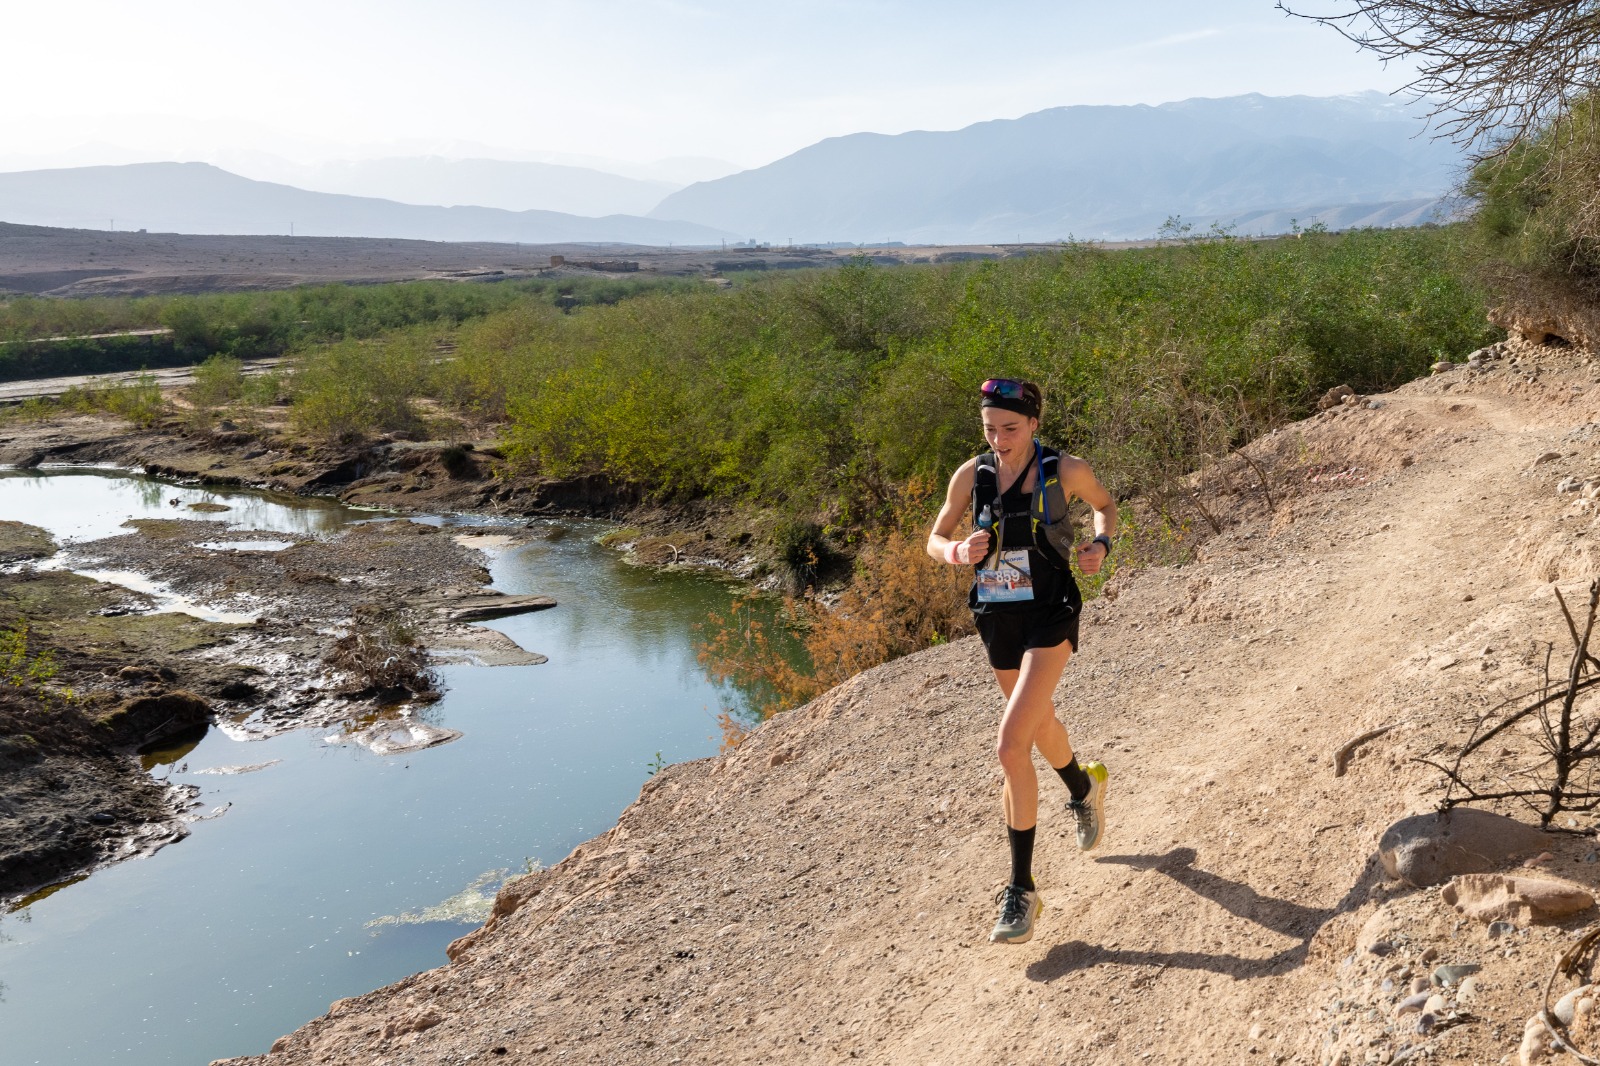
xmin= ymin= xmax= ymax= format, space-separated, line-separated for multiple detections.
xmin=1433 ymin=963 xmax=1483 ymax=987
xmin=1440 ymin=873 xmax=1594 ymax=924
xmin=1395 ymin=991 xmax=1429 ymax=1015
xmin=1521 ymin=1012 xmax=1551 ymax=1066
xmin=1555 ymin=985 xmax=1593 ymax=1026
xmin=1317 ymin=384 xmax=1355 ymax=411
xmin=1378 ymin=808 xmax=1550 ymax=887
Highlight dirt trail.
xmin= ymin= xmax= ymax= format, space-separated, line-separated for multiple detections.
xmin=0 ymin=355 xmax=284 ymax=403
xmin=225 ymin=343 xmax=1600 ymax=1065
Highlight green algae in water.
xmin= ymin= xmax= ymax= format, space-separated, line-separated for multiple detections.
xmin=364 ymin=865 xmax=540 ymax=928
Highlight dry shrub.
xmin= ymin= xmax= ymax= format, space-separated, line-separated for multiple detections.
xmin=698 ymin=485 xmax=971 ymax=749
xmin=801 ymin=524 xmax=973 ymax=687
xmin=325 ymin=605 xmax=440 ymax=702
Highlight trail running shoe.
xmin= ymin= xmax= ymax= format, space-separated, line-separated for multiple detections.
xmin=989 ymin=883 xmax=1043 ymax=945
xmin=1068 ymin=761 xmax=1108 ymax=852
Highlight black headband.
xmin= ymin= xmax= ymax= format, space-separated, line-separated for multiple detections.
xmin=981 ymin=394 xmax=1039 ymax=419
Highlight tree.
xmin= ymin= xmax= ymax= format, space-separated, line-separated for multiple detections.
xmin=1279 ymin=1 xmax=1600 ymax=151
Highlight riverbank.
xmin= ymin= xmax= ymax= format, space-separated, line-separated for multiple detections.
xmin=0 ymin=410 xmax=767 ymax=577
xmin=0 ymin=473 xmax=557 ymax=902
xmin=0 ymin=373 xmax=798 ymax=904
xmin=217 ymin=337 xmax=1600 ymax=1065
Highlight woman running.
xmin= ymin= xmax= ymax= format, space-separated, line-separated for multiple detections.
xmin=926 ymin=377 xmax=1118 ymax=945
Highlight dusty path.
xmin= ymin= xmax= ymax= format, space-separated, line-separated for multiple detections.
xmin=0 ymin=355 xmax=284 ymax=404
xmin=223 ymin=342 xmax=1600 ymax=1065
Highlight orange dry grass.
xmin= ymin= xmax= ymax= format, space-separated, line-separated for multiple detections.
xmin=698 ymin=506 xmax=972 ymax=750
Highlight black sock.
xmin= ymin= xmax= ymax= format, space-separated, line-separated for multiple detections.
xmin=1007 ymin=825 xmax=1036 ymax=891
xmin=1056 ymin=759 xmax=1091 ymax=803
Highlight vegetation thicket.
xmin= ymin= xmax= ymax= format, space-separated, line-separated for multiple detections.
xmin=1470 ymin=92 xmax=1600 ymax=330
xmin=238 ymin=227 xmax=1495 ymax=727
xmin=436 ymin=228 xmax=1489 ymax=526
xmin=12 ymin=227 xmax=1500 ymax=728
xmin=0 ymin=276 xmax=697 ymax=381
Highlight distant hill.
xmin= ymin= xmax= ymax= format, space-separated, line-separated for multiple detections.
xmin=651 ymin=92 xmax=1468 ymax=243
xmin=0 ymin=162 xmax=732 ymax=245
xmin=289 ymin=157 xmax=680 ymax=217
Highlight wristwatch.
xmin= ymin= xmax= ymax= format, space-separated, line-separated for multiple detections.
xmin=1092 ymin=534 xmax=1112 ymax=557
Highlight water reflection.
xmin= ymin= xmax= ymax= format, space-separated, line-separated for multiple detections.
xmin=0 ymin=467 xmax=396 ymax=543
xmin=134 ymin=477 xmax=164 ymax=510
xmin=139 ymin=727 xmax=209 ymax=772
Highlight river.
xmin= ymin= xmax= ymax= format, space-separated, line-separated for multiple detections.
xmin=0 ymin=469 xmax=768 ymax=1065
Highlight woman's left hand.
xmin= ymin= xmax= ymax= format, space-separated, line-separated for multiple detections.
xmin=1075 ymin=539 xmax=1108 ymax=575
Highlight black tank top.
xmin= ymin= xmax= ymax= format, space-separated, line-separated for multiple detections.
xmin=969 ymin=454 xmax=1079 ymax=614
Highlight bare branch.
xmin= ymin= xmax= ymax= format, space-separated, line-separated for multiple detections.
xmin=1278 ymin=1 xmax=1600 ymax=152
xmin=1421 ymin=580 xmax=1600 ymax=826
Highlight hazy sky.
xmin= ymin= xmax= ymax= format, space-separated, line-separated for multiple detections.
xmin=6 ymin=1 xmax=1410 ymax=172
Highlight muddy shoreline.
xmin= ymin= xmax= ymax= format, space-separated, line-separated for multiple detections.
xmin=0 ymin=411 xmax=765 ymax=904
xmin=0 ymin=411 xmax=768 ymax=573
xmin=0 ymin=510 xmax=548 ymax=903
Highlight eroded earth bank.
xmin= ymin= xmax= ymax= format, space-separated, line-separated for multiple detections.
xmin=0 ymin=497 xmax=556 ymax=900
xmin=0 ymin=410 xmax=759 ymax=903
xmin=204 ymin=340 xmax=1600 ymax=1065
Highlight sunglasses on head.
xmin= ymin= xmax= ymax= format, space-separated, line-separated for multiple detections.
xmin=980 ymin=378 xmax=1028 ymax=400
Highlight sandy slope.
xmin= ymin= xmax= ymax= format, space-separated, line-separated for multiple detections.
xmin=222 ymin=341 xmax=1600 ymax=1066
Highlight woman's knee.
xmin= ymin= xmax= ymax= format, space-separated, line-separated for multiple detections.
xmin=995 ymin=732 xmax=1032 ymax=771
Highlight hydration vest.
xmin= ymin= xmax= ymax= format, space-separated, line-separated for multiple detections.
xmin=971 ymin=441 xmax=1078 ymax=567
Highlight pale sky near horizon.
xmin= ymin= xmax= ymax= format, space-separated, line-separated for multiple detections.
xmin=6 ymin=1 xmax=1411 ymax=175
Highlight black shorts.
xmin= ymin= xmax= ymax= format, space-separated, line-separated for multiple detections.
xmin=973 ymin=602 xmax=1080 ymax=671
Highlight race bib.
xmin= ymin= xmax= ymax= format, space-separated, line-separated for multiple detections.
xmin=976 ymin=549 xmax=1035 ymax=603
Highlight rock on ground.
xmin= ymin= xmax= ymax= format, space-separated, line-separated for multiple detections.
xmin=1440 ymin=873 xmax=1595 ymax=923
xmin=1378 ymin=808 xmax=1552 ymax=888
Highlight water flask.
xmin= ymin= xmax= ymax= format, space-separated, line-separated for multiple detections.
xmin=976 ymin=503 xmax=1000 ymax=570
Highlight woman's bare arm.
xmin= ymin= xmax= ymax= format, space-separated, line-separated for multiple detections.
xmin=1060 ymin=455 xmax=1117 ymax=575
xmin=927 ymin=458 xmax=989 ymax=564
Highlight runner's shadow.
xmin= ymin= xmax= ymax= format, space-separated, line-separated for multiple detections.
xmin=1026 ymin=847 xmax=1382 ymax=984
xmin=1101 ymin=847 xmax=1328 ymax=940
xmin=1025 ymin=939 xmax=1306 ymax=982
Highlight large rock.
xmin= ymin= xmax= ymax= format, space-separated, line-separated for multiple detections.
xmin=1378 ymin=808 xmax=1551 ymax=887
xmin=96 ymin=690 xmax=211 ymax=749
xmin=1441 ymin=873 xmax=1595 ymax=923
xmin=1489 ymin=305 xmax=1590 ymax=348
xmin=1317 ymin=384 xmax=1355 ymax=411
xmin=430 ymin=592 xmax=556 ymax=623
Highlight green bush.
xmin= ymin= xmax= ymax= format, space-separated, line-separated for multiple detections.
xmin=1468 ymin=93 xmax=1600 ymax=311
xmin=188 ymin=354 xmax=246 ymax=409
xmin=491 ymin=228 xmax=1493 ymax=519
xmin=0 ymin=276 xmax=700 ymax=381
xmin=290 ymin=331 xmax=438 ymax=443
xmin=51 ymin=373 xmax=167 ymax=427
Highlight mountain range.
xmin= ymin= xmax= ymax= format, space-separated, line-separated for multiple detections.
xmin=269 ymin=157 xmax=681 ymax=217
xmin=654 ymin=92 xmax=1467 ymax=244
xmin=0 ymin=163 xmax=732 ymax=245
xmin=0 ymin=93 xmax=1469 ymax=246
